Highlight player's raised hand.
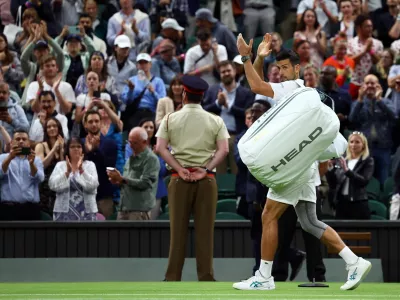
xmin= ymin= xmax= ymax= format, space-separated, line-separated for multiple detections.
xmin=257 ymin=33 xmax=272 ymax=58
xmin=237 ymin=33 xmax=253 ymax=57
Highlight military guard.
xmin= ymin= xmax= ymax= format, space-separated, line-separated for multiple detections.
xmin=156 ymin=75 xmax=230 ymax=281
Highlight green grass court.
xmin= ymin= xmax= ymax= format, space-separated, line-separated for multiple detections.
xmin=0 ymin=282 xmax=398 ymax=299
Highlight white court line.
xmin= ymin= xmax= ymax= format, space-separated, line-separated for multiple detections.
xmin=0 ymin=294 xmax=398 ymax=298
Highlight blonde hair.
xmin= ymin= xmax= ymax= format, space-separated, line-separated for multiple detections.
xmin=303 ymin=64 xmax=319 ymax=77
xmin=345 ymin=132 xmax=370 ymax=160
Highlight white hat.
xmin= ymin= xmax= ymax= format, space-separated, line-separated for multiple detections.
xmin=114 ymin=35 xmax=131 ymax=48
xmin=162 ymin=18 xmax=185 ymax=31
xmin=136 ymin=53 xmax=152 ymax=62
xmin=233 ymin=55 xmax=243 ymax=65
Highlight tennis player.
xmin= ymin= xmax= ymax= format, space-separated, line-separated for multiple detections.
xmin=233 ymin=33 xmax=371 ymax=291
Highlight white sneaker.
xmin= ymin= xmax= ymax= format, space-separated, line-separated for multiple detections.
xmin=233 ymin=271 xmax=275 ymax=290
xmin=340 ymin=257 xmax=372 ymax=290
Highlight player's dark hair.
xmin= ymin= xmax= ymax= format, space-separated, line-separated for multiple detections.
xmin=276 ymin=49 xmax=300 ymax=66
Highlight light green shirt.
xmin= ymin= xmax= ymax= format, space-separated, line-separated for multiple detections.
xmin=156 ymin=103 xmax=230 ymax=169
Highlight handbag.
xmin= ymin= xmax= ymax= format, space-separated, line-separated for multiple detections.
xmin=4 ymin=6 xmax=23 ymax=46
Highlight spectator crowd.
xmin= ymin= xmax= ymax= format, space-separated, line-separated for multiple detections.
xmin=0 ymin=0 xmax=399 ymax=221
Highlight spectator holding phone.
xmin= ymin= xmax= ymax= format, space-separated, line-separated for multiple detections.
xmin=0 ymin=129 xmax=44 ymax=220
xmin=75 ymin=71 xmax=111 ymax=124
xmin=49 ymin=137 xmax=99 ymax=221
xmin=0 ymin=82 xmax=29 ymax=145
xmin=35 ymin=117 xmax=65 ymax=215
xmin=55 ymin=25 xmax=96 ymax=89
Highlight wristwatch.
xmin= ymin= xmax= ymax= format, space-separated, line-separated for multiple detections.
xmin=241 ymin=55 xmax=251 ymax=63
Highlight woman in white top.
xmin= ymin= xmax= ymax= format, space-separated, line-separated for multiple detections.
xmin=326 ymin=132 xmax=374 ymax=220
xmin=49 ymin=137 xmax=99 ymax=221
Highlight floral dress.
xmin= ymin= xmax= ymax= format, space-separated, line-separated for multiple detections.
xmin=53 ymin=175 xmax=97 ymax=221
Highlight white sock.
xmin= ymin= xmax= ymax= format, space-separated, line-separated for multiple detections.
xmin=259 ymin=259 xmax=273 ymax=279
xmin=339 ymin=246 xmax=358 ymax=265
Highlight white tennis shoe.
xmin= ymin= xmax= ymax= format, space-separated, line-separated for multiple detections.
xmin=340 ymin=257 xmax=372 ymax=290
xmin=233 ymin=271 xmax=275 ymax=290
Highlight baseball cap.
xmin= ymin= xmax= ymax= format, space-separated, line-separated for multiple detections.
xmin=233 ymin=55 xmax=243 ymax=65
xmin=34 ymin=40 xmax=49 ymax=50
xmin=195 ymin=8 xmax=217 ymax=23
xmin=136 ymin=53 xmax=152 ymax=62
xmin=114 ymin=35 xmax=131 ymax=48
xmin=161 ymin=18 xmax=185 ymax=31
xmin=66 ymin=34 xmax=82 ymax=42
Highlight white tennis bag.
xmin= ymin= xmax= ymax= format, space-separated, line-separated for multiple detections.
xmin=238 ymin=80 xmax=340 ymax=190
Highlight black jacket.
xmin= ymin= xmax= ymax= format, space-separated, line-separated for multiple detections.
xmin=202 ymin=83 xmax=254 ymax=134
xmin=326 ymin=156 xmax=374 ymax=205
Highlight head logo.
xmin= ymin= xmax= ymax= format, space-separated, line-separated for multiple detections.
xmin=271 ymin=127 xmax=323 ymax=172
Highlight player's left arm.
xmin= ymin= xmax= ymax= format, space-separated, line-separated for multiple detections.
xmin=243 ymin=60 xmax=274 ymax=98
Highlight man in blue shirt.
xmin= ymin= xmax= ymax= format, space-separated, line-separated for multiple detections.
xmin=0 ymin=129 xmax=44 ymax=220
xmin=121 ymin=53 xmax=166 ymax=131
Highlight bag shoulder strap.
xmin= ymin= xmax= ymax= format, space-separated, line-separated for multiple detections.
xmin=194 ymin=52 xmax=208 ymax=65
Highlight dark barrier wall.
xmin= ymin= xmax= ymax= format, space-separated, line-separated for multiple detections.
xmin=0 ymin=221 xmax=399 ymax=282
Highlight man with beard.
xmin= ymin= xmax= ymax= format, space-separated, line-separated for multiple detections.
xmin=82 ymin=110 xmax=117 ymax=218
xmin=71 ymin=13 xmax=107 ymax=58
xmin=203 ymin=60 xmax=254 ymax=174
xmin=233 ymin=33 xmax=371 ymax=291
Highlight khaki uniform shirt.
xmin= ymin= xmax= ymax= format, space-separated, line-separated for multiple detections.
xmin=156 ymin=103 xmax=230 ymax=169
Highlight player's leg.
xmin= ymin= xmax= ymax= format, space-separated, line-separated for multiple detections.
xmin=295 ymin=200 xmax=372 ymax=290
xmin=233 ymin=198 xmax=289 ymax=290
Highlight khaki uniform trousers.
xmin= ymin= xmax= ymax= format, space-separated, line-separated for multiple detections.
xmin=165 ymin=175 xmax=218 ymax=281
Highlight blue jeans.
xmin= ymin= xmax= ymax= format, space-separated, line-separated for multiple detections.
xmin=371 ymin=147 xmax=391 ymax=186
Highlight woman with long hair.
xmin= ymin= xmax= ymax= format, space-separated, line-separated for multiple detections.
xmin=293 ymin=39 xmax=312 ymax=71
xmin=373 ymin=49 xmax=394 ymax=94
xmin=326 ymin=132 xmax=374 ymax=220
xmin=125 ymin=118 xmax=168 ymax=219
xmin=294 ymin=9 xmax=326 ymax=70
xmin=155 ymin=75 xmax=183 ymax=127
xmin=0 ymin=33 xmax=24 ymax=93
xmin=35 ymin=117 xmax=65 ymax=215
xmin=49 ymin=137 xmax=99 ymax=221
xmin=13 ymin=8 xmax=39 ymax=53
xmin=74 ymin=51 xmax=118 ymax=96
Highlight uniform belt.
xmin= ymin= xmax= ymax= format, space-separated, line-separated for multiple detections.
xmin=170 ymin=168 xmax=215 ymax=177
xmin=0 ymin=201 xmax=35 ymax=206
xmin=249 ymin=4 xmax=269 ymax=9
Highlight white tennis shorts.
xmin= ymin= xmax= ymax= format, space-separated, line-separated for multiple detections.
xmin=267 ymin=164 xmax=317 ymax=206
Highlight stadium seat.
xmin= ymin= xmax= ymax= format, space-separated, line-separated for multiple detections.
xmin=366 ymin=177 xmax=381 ymax=200
xmin=107 ymin=212 xmax=118 ymax=220
xmin=368 ymin=200 xmax=388 ymax=219
xmin=343 ymin=129 xmax=352 ymax=141
xmin=283 ymin=38 xmax=294 ymax=50
xmin=216 ymin=173 xmax=236 ymax=198
xmin=252 ymin=36 xmax=264 ymax=53
xmin=216 ymin=199 xmax=237 ymax=213
xmin=370 ymin=214 xmax=387 ymax=220
xmin=381 ymin=177 xmax=394 ymax=206
xmin=328 ymin=232 xmax=371 ymax=255
xmin=157 ymin=213 xmax=169 ymax=220
xmin=40 ymin=211 xmax=52 ymax=221
xmin=215 ymin=212 xmax=246 ymax=220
